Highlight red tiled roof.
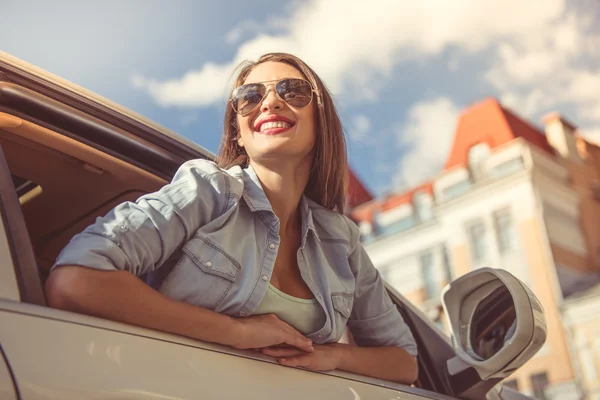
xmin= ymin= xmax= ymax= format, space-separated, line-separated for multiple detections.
xmin=351 ymin=182 xmax=433 ymax=222
xmin=445 ymin=97 xmax=552 ymax=169
xmin=351 ymin=97 xmax=555 ymax=222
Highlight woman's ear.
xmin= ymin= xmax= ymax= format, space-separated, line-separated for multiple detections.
xmin=237 ymin=137 xmax=245 ymax=148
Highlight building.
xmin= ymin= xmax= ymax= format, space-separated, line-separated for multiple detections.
xmin=350 ymin=98 xmax=600 ymax=399
xmin=563 ymin=284 xmax=600 ymax=400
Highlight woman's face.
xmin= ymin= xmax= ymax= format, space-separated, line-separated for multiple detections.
xmin=235 ymin=61 xmax=317 ymax=166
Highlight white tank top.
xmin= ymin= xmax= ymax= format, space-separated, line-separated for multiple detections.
xmin=252 ymin=284 xmax=326 ymax=335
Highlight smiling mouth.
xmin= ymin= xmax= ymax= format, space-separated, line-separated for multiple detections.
xmin=256 ymin=121 xmax=294 ymax=134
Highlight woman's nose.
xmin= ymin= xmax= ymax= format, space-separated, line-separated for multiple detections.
xmin=260 ymin=88 xmax=283 ymax=113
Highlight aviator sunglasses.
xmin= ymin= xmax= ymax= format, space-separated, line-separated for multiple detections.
xmin=230 ymin=78 xmax=320 ymax=116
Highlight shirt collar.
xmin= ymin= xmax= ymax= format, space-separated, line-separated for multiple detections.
xmin=242 ymin=164 xmax=321 ymax=244
xmin=300 ymin=195 xmax=321 ymax=245
xmin=241 ymin=164 xmax=272 ymax=212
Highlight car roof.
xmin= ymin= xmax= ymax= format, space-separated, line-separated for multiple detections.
xmin=0 ymin=51 xmax=215 ymax=161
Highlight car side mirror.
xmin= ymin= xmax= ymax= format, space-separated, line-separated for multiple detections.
xmin=441 ymin=268 xmax=547 ymax=393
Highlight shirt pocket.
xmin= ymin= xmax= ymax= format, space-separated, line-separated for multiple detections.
xmin=160 ymin=235 xmax=241 ymax=311
xmin=331 ymin=292 xmax=354 ymax=339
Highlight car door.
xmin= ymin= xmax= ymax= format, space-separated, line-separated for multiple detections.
xmin=0 ymin=142 xmax=456 ymax=399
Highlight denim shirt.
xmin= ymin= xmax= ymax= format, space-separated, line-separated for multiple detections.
xmin=53 ymin=160 xmax=417 ymax=356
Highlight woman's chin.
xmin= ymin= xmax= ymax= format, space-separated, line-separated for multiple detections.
xmin=251 ymin=146 xmax=313 ymax=164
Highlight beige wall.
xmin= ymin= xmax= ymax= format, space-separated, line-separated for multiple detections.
xmin=564 ymin=145 xmax=600 ymax=270
xmin=503 ymin=218 xmax=575 ymax=391
xmin=551 ymin=244 xmax=594 ymax=273
xmin=566 ymin=305 xmax=600 ymax=397
xmin=450 ymin=243 xmax=470 ymax=277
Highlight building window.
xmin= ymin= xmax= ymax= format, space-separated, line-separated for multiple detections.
xmin=543 ymin=202 xmax=587 ymax=256
xmin=494 ymin=208 xmax=515 ymax=254
xmin=468 ymin=142 xmax=491 ymax=180
xmin=467 ymin=221 xmax=487 ymax=265
xmin=530 ymin=372 xmax=549 ymax=400
xmin=377 ymin=215 xmax=416 ymax=236
xmin=489 ymin=156 xmax=524 ymax=179
xmin=413 ymin=191 xmax=434 ymax=222
xmin=442 ymin=179 xmax=471 ymax=201
xmin=442 ymin=245 xmax=453 ymax=282
xmin=420 ymin=252 xmax=436 ymax=300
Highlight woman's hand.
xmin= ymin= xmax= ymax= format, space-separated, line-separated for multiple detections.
xmin=260 ymin=343 xmax=345 ymax=371
xmin=228 ymin=313 xmax=314 ymax=353
xmin=262 ymin=342 xmax=418 ymax=384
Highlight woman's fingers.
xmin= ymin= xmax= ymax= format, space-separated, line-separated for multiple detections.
xmin=260 ymin=347 xmax=305 ymax=358
xmin=280 ymin=331 xmax=314 ymax=353
xmin=271 ymin=316 xmax=313 ymax=352
xmin=236 ymin=313 xmax=312 ymax=352
xmin=278 ymin=354 xmax=312 ymax=368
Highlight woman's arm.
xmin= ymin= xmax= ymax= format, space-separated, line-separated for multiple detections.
xmin=335 ymin=343 xmax=418 ymax=384
xmin=51 ymin=160 xmax=239 ymax=276
xmin=46 ymin=160 xmax=314 ymax=352
xmin=46 ymin=265 xmax=315 ymax=352
xmin=261 ymin=343 xmax=417 ymax=384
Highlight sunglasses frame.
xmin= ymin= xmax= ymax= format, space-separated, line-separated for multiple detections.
xmin=230 ymin=78 xmax=321 ymax=116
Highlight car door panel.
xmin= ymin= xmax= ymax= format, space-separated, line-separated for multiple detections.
xmin=0 ymin=346 xmax=18 ymax=400
xmin=0 ymin=307 xmax=443 ymax=400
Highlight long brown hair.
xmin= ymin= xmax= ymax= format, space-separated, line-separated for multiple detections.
xmin=216 ymin=52 xmax=348 ymax=213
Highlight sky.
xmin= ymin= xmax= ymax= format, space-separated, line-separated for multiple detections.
xmin=2 ymin=0 xmax=600 ymax=197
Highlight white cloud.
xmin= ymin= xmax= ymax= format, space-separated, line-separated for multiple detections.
xmin=349 ymin=115 xmax=371 ymax=142
xmin=484 ymin=11 xmax=600 ymax=130
xmin=566 ymin=70 xmax=600 ymax=102
xmin=131 ymin=62 xmax=236 ymax=107
xmin=225 ymin=20 xmax=263 ymax=44
xmin=580 ymin=126 xmax=600 ymax=146
xmin=132 ymin=0 xmax=565 ymax=108
xmin=500 ymin=89 xmax=550 ymax=117
xmin=394 ymin=97 xmax=460 ymax=188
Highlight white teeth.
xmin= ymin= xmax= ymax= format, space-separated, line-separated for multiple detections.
xmin=259 ymin=121 xmax=291 ymax=131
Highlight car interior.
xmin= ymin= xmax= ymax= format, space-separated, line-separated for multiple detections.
xmin=1 ymin=111 xmax=165 ymax=280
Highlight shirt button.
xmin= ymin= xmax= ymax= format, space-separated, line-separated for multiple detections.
xmin=205 ymin=261 xmax=212 ymax=268
xmin=239 ymin=311 xmax=246 ymax=317
xmin=318 ymin=334 xmax=324 ymax=338
xmin=269 ymin=243 xmax=276 ymax=250
xmin=120 ymin=224 xmax=129 ymax=232
xmin=261 ymin=275 xmax=269 ymax=281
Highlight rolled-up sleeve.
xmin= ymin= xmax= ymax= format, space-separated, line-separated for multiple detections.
xmin=53 ymin=160 xmax=238 ymax=276
xmin=346 ymin=242 xmax=418 ymax=356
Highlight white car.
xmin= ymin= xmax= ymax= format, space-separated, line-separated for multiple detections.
xmin=0 ymin=51 xmax=546 ymax=400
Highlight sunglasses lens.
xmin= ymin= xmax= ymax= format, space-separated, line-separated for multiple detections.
xmin=232 ymin=84 xmax=265 ymax=115
xmin=276 ymin=79 xmax=313 ymax=108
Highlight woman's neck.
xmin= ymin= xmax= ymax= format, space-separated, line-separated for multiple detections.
xmin=249 ymin=159 xmax=311 ymax=235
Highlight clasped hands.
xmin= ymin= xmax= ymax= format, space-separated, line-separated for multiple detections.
xmin=229 ymin=313 xmax=346 ymax=371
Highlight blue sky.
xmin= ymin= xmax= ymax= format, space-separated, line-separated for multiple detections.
xmin=2 ymin=0 xmax=600 ymax=196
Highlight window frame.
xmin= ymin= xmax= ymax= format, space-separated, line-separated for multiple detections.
xmin=466 ymin=219 xmax=488 ymax=266
xmin=493 ymin=207 xmax=515 ymax=255
xmin=0 ymin=145 xmax=46 ymax=306
xmin=419 ymin=251 xmax=436 ymax=300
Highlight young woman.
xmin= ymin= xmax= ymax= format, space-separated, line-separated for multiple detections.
xmin=46 ymin=53 xmax=418 ymax=384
